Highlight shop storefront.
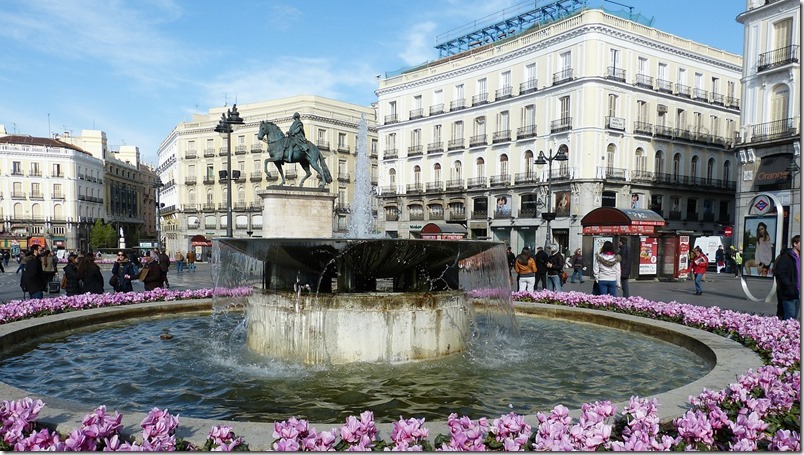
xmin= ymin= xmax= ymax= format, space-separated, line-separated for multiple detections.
xmin=580 ymin=208 xmax=666 ymax=280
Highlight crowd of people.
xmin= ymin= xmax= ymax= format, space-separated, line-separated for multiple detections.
xmin=16 ymin=247 xmax=197 ymax=300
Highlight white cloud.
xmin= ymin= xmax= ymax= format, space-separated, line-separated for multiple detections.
xmin=398 ymin=21 xmax=438 ymax=66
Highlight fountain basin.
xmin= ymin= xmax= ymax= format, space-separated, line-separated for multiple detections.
xmin=246 ymin=291 xmax=472 ymax=364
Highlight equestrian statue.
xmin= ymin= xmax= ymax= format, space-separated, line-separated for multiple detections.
xmin=258 ymin=113 xmax=333 ymax=188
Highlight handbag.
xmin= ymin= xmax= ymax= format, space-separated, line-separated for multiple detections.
xmin=592 ymin=281 xmax=601 ymax=295
xmin=60 ymin=274 xmax=67 ymax=289
xmin=109 ymin=274 xmax=119 ymax=288
xmin=139 ymin=266 xmax=149 ymax=281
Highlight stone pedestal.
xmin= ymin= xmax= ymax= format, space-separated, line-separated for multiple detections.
xmin=258 ymin=187 xmax=336 ymax=239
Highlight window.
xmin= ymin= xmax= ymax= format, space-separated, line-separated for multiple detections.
xmin=455 ymin=84 xmax=464 ymax=100
xmin=433 ymin=163 xmax=441 ymax=182
xmin=206 ymin=190 xmax=214 ymax=204
xmin=206 ymin=138 xmax=213 ymax=149
xmin=676 ymin=109 xmax=686 ymax=128
xmin=188 ymin=190 xmax=196 ymax=205
xmin=635 ymin=148 xmax=646 ymax=173
xmin=694 ymin=73 xmax=703 ymax=89
xmin=723 ymin=161 xmax=731 ymax=182
xmin=452 ymin=121 xmax=463 ymax=140
xmin=690 ymin=156 xmax=699 ymax=178
xmin=388 ymin=168 xmax=396 ymax=186
xmin=559 ymin=96 xmax=570 ymax=120
xmin=411 ymin=129 xmax=421 ymax=146
xmin=771 ymin=85 xmax=790 ymax=121
xmin=637 ymin=100 xmax=648 ymax=122
xmin=560 ymin=51 xmax=571 ymax=71
xmin=238 ymin=187 xmax=246 ymax=203
xmin=475 ymin=157 xmax=485 ymax=177
xmin=31 ymin=182 xmax=40 ymax=196
xmin=610 ymin=48 xmax=621 ymax=68
xmin=30 ymin=162 xmax=40 ymax=175
xmin=522 ymin=104 xmax=535 ymax=126
xmin=474 ymin=117 xmax=485 ymax=135
xmin=433 ymin=124 xmax=442 ymax=143
xmin=677 ymin=68 xmax=686 ymax=85
xmin=606 ymin=144 xmax=615 ymax=173
xmin=524 ymin=150 xmax=534 ymax=174
xmin=388 ymin=101 xmax=397 ymax=115
xmin=706 ymin=158 xmax=715 ymax=183
xmin=52 ymin=163 xmax=62 ymax=177
xmin=774 ymin=18 xmax=793 ymax=49
xmin=693 ymin=112 xmax=703 ymax=132
xmin=672 ymin=153 xmax=681 ymax=179
xmin=497 ymin=111 xmax=509 ymax=131
xmin=413 ymin=165 xmax=421 ymax=184
xmin=607 ymin=94 xmax=618 ymax=117
xmin=434 ymin=90 xmax=443 ymax=105
xmin=658 ymin=62 xmax=668 ymax=80
xmin=499 ymin=154 xmax=509 ymax=175
xmin=53 ymin=183 xmax=62 ymax=196
xmin=452 ymin=160 xmax=462 ymax=180
xmin=638 ymin=57 xmax=647 ymax=75
xmin=12 ymin=161 xmax=21 ymax=175
xmin=338 ymin=133 xmax=347 ymax=148
xmin=727 ymin=81 xmax=736 ymax=99
xmin=710 ymin=115 xmax=720 ymax=136
xmin=237 ymin=135 xmax=245 ymax=146
xmin=206 ymin=165 xmax=214 ymax=179
xmin=500 ymin=71 xmax=511 ymax=89
xmin=711 ymin=77 xmax=720 ymax=94
xmin=686 ymin=199 xmax=698 ymax=220
xmin=525 ymin=63 xmax=536 ymax=82
xmin=317 ymin=128 xmax=327 ymax=143
xmin=477 ymin=78 xmax=487 ymax=95
xmin=387 ymin=133 xmax=396 ymax=149
xmin=413 ymin=95 xmax=422 ymax=110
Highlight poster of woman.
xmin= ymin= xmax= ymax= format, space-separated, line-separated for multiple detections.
xmin=742 ymin=217 xmax=776 ymax=276
xmin=555 ymin=191 xmax=571 ymax=217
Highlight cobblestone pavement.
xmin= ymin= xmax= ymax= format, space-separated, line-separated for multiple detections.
xmin=0 ymin=261 xmax=778 ymax=317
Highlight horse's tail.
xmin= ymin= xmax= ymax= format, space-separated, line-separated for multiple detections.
xmin=318 ymin=152 xmax=333 ymax=183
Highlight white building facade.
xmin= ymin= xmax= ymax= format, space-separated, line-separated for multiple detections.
xmin=376 ymin=7 xmax=742 ymax=255
xmin=155 ymin=95 xmax=377 ymax=255
xmin=733 ymin=0 xmax=800 ymax=248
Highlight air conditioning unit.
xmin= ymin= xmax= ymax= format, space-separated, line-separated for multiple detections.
xmin=657 ymin=104 xmax=668 ymax=113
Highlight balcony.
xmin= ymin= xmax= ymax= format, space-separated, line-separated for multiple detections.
xmin=656 ymin=79 xmax=673 ymax=93
xmin=234 ymin=202 xmax=247 ymax=211
xmin=492 ymin=130 xmax=511 ymax=143
xmin=749 ymin=118 xmax=798 ymax=143
xmin=337 ymin=144 xmax=350 ymax=153
xmin=203 ymin=148 xmax=215 ymax=158
xmin=446 ymin=179 xmax=465 ymax=190
xmin=606 ymin=66 xmax=625 ymax=82
xmin=250 ymin=144 xmax=263 ymax=153
xmin=516 ymin=125 xmax=537 ymax=140
xmin=285 ymin=169 xmax=297 ymax=179
xmin=185 ymin=177 xmax=197 ymax=185
xmin=489 ymin=174 xmax=510 ymax=187
xmin=409 ymin=212 xmax=425 ymax=221
xmin=384 ymin=114 xmax=399 ymax=124
xmin=447 ymin=211 xmax=466 ymax=221
xmin=379 ymin=186 xmax=397 ymax=195
xmin=552 ymin=68 xmax=573 ymax=85
xmin=219 ymin=148 xmax=230 ymax=157
xmin=385 ymin=211 xmax=399 ymax=222
xmin=427 ymin=142 xmax=444 ymax=154
xmin=338 ymin=172 xmax=351 ymax=183
xmin=495 ymin=86 xmax=513 ymax=100
xmin=467 ymin=134 xmax=486 ymax=147
xmin=266 ymin=171 xmax=279 ymax=181
xmin=674 ymin=127 xmax=692 ymax=141
xmin=605 ymin=116 xmax=625 ymax=131
xmin=471 ymin=210 xmax=488 ymax=220
xmin=409 ymin=108 xmax=424 ymax=120
xmin=654 ymin=125 xmax=674 ymax=138
xmin=335 ymin=203 xmax=350 ymax=214
xmin=466 ymin=177 xmax=486 ymax=189
xmin=185 ymin=150 xmax=197 ymax=159
xmin=29 ymin=170 xmax=42 ymax=177
xmin=447 ymin=138 xmax=464 ymax=150
xmin=633 ymin=121 xmax=653 ymax=136
xmin=11 ymin=170 xmax=23 ymax=176
xmin=250 ymin=202 xmax=263 ymax=212
xmin=184 ymin=204 xmax=198 ymax=213
xmin=550 ymin=117 xmax=572 ymax=133
xmin=634 ymin=74 xmax=653 ymax=89
xmin=30 ymin=192 xmax=43 ymax=200
xmin=518 ymin=208 xmax=537 ymax=219
xmin=11 ymin=191 xmax=25 ymax=199
xmin=188 ymin=222 xmax=200 ymax=229
xmin=725 ymin=96 xmax=740 ymax=110
xmin=426 ymin=181 xmax=443 ymax=192
xmin=407 ymin=145 xmax=423 ymax=157
xmin=384 ymin=148 xmax=398 ymax=159
xmin=202 ymin=203 xmax=216 ymax=212
xmin=450 ymin=99 xmax=466 ymax=111
xmin=630 ymin=170 xmax=653 ymax=183
xmin=711 ymin=93 xmax=724 ymax=106
xmin=757 ymin=45 xmax=799 ymax=72
xmin=519 ymin=78 xmax=537 ymax=95
xmin=406 ymin=183 xmax=424 ymax=194
xmin=597 ymin=167 xmax=627 ymax=181
xmin=217 ymin=203 xmax=229 ymax=211
xmin=234 ymin=145 xmax=247 ymax=155
xmin=676 ymin=83 xmax=691 ymax=98
xmin=204 ymin=223 xmax=217 ymax=229
xmin=693 ymin=88 xmax=709 ymax=102
xmin=202 ymin=177 xmax=215 ymax=185
xmin=429 ymin=104 xmax=444 ymax=115
xmin=250 ymin=171 xmax=263 ymax=182
xmin=472 ymin=93 xmax=489 ymax=106
xmin=514 ymin=172 xmax=539 ymax=184
xmin=52 ymin=192 xmax=65 ymax=200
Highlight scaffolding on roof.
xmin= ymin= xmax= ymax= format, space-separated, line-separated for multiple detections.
xmin=434 ymin=0 xmax=588 ymax=58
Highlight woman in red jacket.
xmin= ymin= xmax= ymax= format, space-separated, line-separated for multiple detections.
xmin=692 ymin=246 xmax=708 ymax=295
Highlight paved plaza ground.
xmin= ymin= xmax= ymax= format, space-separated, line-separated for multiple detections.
xmin=0 ymin=261 xmax=778 ymax=317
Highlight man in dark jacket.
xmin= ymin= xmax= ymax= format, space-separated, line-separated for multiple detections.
xmin=21 ymin=245 xmax=46 ymax=299
xmin=157 ymin=248 xmax=170 ymax=288
xmin=774 ymin=235 xmax=800 ymax=320
xmin=619 ymin=237 xmax=632 ymax=298
xmin=545 ymin=245 xmax=564 ymax=292
xmin=534 ymin=246 xmax=548 ymax=290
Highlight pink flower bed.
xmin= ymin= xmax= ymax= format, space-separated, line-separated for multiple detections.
xmin=0 ymin=289 xmax=799 ymax=451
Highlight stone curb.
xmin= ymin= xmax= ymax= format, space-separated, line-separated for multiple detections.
xmin=0 ymin=299 xmax=763 ymax=450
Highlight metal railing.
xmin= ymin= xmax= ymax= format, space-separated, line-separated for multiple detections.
xmin=427 ymin=142 xmax=444 ymax=153
xmin=656 ymin=79 xmax=673 ymax=93
xmin=429 ymin=104 xmax=444 ymax=115
xmin=553 ymin=68 xmax=574 ymax=85
xmin=466 ymin=177 xmax=486 ymax=189
xmin=633 ymin=121 xmax=653 ymax=135
xmin=550 ymin=117 xmax=572 ymax=133
xmin=495 ymin=86 xmax=513 ymax=100
xmin=450 ymin=99 xmax=465 ymax=110
xmin=469 ymin=134 xmax=487 ymax=147
xmin=634 ymin=74 xmax=653 ymax=89
xmin=383 ymin=148 xmax=398 ymax=159
xmin=447 ymin=138 xmax=464 ymax=150
xmin=757 ymin=45 xmax=799 ymax=72
xmin=407 ymin=145 xmax=423 ymax=156
xmin=384 ymin=114 xmax=398 ymax=124
xmin=519 ymin=78 xmax=537 ymax=94
xmin=516 ymin=124 xmax=537 ymax=139
xmin=409 ymin=108 xmax=424 ymax=119
xmin=492 ymin=130 xmax=511 ymax=143
xmin=446 ymin=179 xmax=465 ymax=190
xmin=606 ymin=66 xmax=625 ymax=82
xmin=472 ymin=93 xmax=489 ymax=106
xmin=749 ymin=118 xmax=797 ymax=142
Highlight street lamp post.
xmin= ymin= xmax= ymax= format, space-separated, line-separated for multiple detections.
xmin=153 ymin=177 xmax=164 ymax=250
xmin=214 ymin=104 xmax=244 ymax=238
xmin=535 ymin=148 xmax=568 ymax=249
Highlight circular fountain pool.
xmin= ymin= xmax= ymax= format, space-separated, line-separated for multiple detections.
xmin=0 ymin=309 xmax=710 ymax=423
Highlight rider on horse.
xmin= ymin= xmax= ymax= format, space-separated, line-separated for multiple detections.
xmin=286 ymin=112 xmax=309 ymax=163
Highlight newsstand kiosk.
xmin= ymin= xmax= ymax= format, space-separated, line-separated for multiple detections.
xmin=580 ymin=208 xmax=666 ymax=281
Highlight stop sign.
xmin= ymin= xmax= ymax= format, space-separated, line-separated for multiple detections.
xmin=723 ymin=226 xmax=733 ymax=237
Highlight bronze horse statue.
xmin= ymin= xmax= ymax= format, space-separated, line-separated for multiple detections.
xmin=258 ymin=120 xmax=332 ymax=188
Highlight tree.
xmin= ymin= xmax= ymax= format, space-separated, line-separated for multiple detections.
xmin=88 ymin=220 xmax=117 ymax=251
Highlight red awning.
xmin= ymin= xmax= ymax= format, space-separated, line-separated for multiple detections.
xmin=190 ymin=234 xmax=212 ymax=246
xmin=581 ymin=207 xmax=666 ymax=235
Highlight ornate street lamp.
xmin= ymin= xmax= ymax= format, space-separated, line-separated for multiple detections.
xmin=153 ymin=177 xmax=164 ymax=250
xmin=214 ymin=104 xmax=245 ymax=238
xmin=535 ymin=148 xmax=568 ymax=249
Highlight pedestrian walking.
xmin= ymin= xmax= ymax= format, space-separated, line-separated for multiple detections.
xmin=569 ymin=248 xmax=585 ymax=283
xmin=41 ymin=249 xmax=57 ymax=284
xmin=774 ymin=235 xmax=800 ymax=320
xmin=715 ymin=245 xmax=726 ymax=274
xmin=141 ymin=252 xmax=164 ymax=291
xmin=77 ymin=254 xmax=105 ymax=294
xmin=186 ymin=250 xmax=197 ymax=272
xmin=175 ymin=251 xmax=185 ymax=273
xmin=734 ymin=249 xmax=743 ymax=276
xmin=506 ymin=246 xmax=516 ymax=287
xmin=618 ymin=237 xmax=631 ymax=298
xmin=593 ymin=240 xmax=621 ymax=296
xmin=534 ymin=246 xmax=548 ymax=290
xmin=514 ymin=247 xmax=538 ymax=292
xmin=726 ymin=246 xmax=738 ymax=276
xmin=546 ymin=245 xmax=564 ymax=292
xmin=16 ymin=253 xmax=27 ymax=274
xmin=158 ymin=249 xmax=171 ymax=288
xmin=21 ymin=245 xmax=46 ymax=299
xmin=692 ymin=246 xmax=708 ymax=295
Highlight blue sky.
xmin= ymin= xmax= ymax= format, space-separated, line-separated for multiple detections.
xmin=0 ymin=0 xmax=745 ymax=165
